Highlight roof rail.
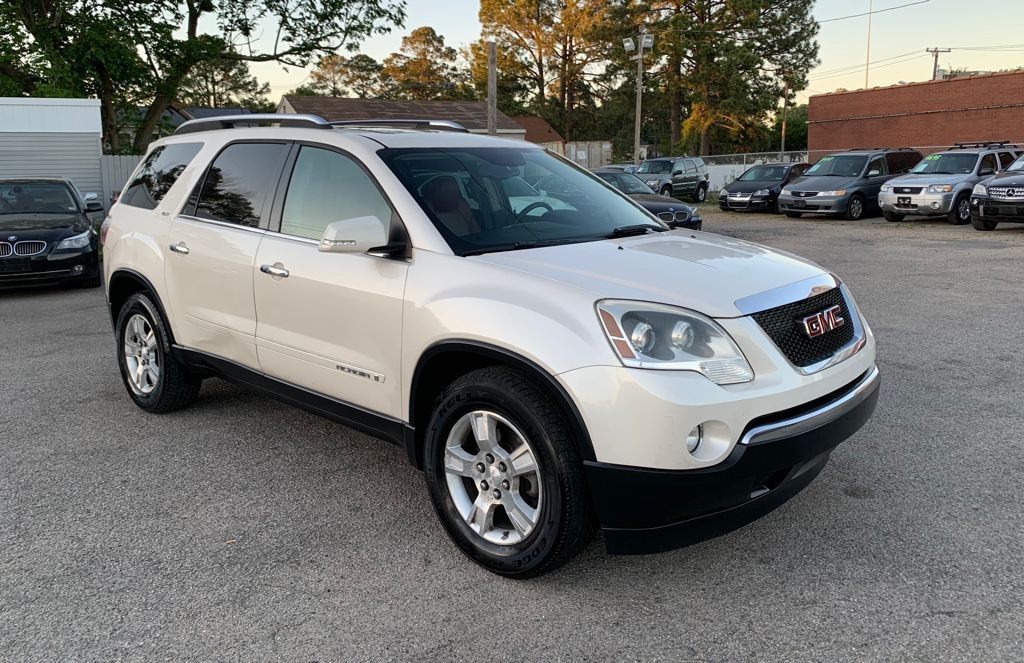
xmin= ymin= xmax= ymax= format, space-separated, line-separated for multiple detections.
xmin=845 ymin=147 xmax=916 ymax=152
xmin=330 ymin=119 xmax=469 ymax=133
xmin=951 ymin=140 xmax=1016 ymax=149
xmin=174 ymin=113 xmax=332 ymax=135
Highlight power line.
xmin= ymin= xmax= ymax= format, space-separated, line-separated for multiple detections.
xmin=818 ymin=0 xmax=931 ymax=24
xmin=810 ymin=54 xmax=928 ymax=81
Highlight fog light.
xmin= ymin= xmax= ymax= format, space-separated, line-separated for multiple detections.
xmin=686 ymin=425 xmax=703 ymax=453
xmin=72 ymin=265 xmax=84 ymax=273
xmin=931 ymin=201 xmax=940 ymax=209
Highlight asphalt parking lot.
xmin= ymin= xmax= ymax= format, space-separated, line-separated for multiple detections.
xmin=2 ymin=210 xmax=1023 ymax=661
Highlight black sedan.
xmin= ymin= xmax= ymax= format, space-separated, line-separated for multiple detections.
xmin=0 ymin=178 xmax=103 ymax=288
xmin=593 ymin=169 xmax=702 ymax=230
xmin=719 ymin=162 xmax=808 ymax=213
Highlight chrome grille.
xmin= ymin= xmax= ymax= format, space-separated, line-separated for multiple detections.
xmin=987 ymin=187 xmax=1024 ymax=200
xmin=14 ymin=241 xmax=47 ymax=256
xmin=792 ymin=191 xmax=818 ymax=198
xmin=657 ymin=209 xmax=692 ymax=224
xmin=0 ymin=242 xmax=11 ymax=258
xmin=894 ymin=186 xmax=922 ymax=194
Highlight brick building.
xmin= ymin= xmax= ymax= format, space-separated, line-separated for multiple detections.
xmin=807 ymin=69 xmax=1024 ymax=156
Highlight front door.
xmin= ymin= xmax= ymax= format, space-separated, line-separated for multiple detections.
xmin=163 ymin=141 xmax=289 ymax=369
xmin=253 ymin=144 xmax=408 ymax=419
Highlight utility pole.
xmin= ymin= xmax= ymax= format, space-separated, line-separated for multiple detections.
xmin=926 ymin=47 xmax=951 ymax=80
xmin=864 ymin=0 xmax=873 ymax=88
xmin=486 ymin=41 xmax=497 ymax=135
xmin=624 ymin=30 xmax=653 ymax=164
xmin=780 ymin=83 xmax=789 ymax=155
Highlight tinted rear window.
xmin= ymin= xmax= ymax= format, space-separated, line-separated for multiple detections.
xmin=121 ymin=142 xmax=203 ymax=210
xmin=194 ymin=142 xmax=288 ymax=228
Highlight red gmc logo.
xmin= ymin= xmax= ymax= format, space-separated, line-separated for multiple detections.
xmin=801 ymin=305 xmax=845 ymax=338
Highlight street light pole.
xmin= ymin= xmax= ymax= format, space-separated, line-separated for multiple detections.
xmin=624 ymin=30 xmax=653 ymax=165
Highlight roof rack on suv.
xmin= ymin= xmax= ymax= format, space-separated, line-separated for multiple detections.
xmin=844 ymin=147 xmax=916 ymax=152
xmin=330 ymin=119 xmax=469 ymax=133
xmin=174 ymin=113 xmax=332 ymax=135
xmin=950 ymin=141 xmax=1017 ymax=149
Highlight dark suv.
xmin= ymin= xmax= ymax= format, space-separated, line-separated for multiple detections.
xmin=970 ymin=153 xmax=1024 ymax=230
xmin=778 ymin=148 xmax=922 ymax=220
xmin=636 ymin=157 xmax=710 ymax=203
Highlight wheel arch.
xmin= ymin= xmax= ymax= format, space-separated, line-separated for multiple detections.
xmin=406 ymin=340 xmax=596 ymax=469
xmin=107 ymin=269 xmax=175 ymax=343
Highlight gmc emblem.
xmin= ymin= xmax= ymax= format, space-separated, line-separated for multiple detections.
xmin=801 ymin=305 xmax=845 ymax=338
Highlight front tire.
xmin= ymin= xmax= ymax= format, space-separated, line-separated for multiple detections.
xmin=844 ymin=194 xmax=866 ymax=220
xmin=883 ymin=210 xmax=904 ymax=222
xmin=785 ymin=211 xmax=803 ymax=218
xmin=948 ymin=194 xmax=971 ymax=225
xmin=659 ymin=185 xmax=673 ymax=197
xmin=115 ymin=293 xmax=201 ymax=413
xmin=972 ymin=215 xmax=998 ymax=231
xmin=423 ymin=366 xmax=592 ymax=578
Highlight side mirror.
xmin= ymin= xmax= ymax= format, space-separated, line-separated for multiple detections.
xmin=866 ymin=170 xmax=881 ymax=177
xmin=979 ymin=168 xmax=995 ymax=176
xmin=319 ymin=216 xmax=388 ymax=254
xmin=85 ymin=200 xmax=104 ymax=213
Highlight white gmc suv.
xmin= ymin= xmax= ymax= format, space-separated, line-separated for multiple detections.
xmin=102 ymin=114 xmax=879 ymax=578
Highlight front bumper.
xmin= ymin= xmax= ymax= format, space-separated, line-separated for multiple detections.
xmin=879 ymin=191 xmax=955 ymax=216
xmin=0 ymin=248 xmax=99 ymax=288
xmin=777 ymin=193 xmax=848 ymax=214
xmin=586 ymin=366 xmax=880 ymax=554
xmin=719 ymin=192 xmax=775 ymax=211
xmin=971 ymin=196 xmax=1024 ymax=222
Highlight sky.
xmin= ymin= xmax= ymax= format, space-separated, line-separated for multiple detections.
xmin=252 ymin=0 xmax=1024 ymax=104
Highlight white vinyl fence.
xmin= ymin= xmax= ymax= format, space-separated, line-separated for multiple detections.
xmin=540 ymin=141 xmax=614 ymax=169
xmin=100 ymin=155 xmax=142 ymax=208
xmin=703 ymin=151 xmax=809 ymax=192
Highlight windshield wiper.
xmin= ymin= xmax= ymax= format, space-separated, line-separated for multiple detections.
xmin=606 ymin=224 xmax=665 ymax=238
xmin=461 ymin=238 xmax=586 ymax=256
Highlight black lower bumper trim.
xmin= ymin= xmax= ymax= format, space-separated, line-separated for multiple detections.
xmin=586 ymin=369 xmax=880 ymax=555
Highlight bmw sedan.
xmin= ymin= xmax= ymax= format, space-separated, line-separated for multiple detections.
xmin=0 ymin=178 xmax=103 ymax=288
xmin=593 ymin=169 xmax=702 ymax=230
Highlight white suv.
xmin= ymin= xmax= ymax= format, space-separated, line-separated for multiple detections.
xmin=103 ymin=114 xmax=879 ymax=578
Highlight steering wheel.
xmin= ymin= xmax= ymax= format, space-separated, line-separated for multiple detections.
xmin=514 ymin=201 xmax=553 ymax=222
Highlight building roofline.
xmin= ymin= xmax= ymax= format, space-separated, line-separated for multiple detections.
xmin=808 ymin=67 xmax=1024 ymax=99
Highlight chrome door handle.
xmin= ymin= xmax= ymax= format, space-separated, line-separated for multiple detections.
xmin=169 ymin=242 xmax=189 ymax=255
xmin=260 ymin=264 xmax=289 ymax=278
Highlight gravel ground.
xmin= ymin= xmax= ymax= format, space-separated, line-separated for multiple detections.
xmin=1 ymin=210 xmax=1023 ymax=661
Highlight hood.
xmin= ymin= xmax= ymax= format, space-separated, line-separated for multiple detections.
xmin=629 ymin=192 xmax=690 ymax=207
xmin=471 ymin=231 xmax=825 ymax=318
xmin=984 ymin=171 xmax=1024 ymax=187
xmin=724 ymin=180 xmax=783 ymax=194
xmin=787 ymin=175 xmax=860 ymax=192
xmin=0 ymin=213 xmax=85 ymax=232
xmin=887 ymin=173 xmax=970 ymax=187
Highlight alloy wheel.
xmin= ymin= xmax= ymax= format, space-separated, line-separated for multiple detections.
xmin=958 ymin=198 xmax=971 ymax=222
xmin=443 ymin=410 xmax=543 ymax=546
xmin=849 ymin=198 xmax=863 ymax=219
xmin=123 ymin=314 xmax=159 ymax=395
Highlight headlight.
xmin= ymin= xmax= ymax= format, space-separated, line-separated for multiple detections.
xmin=56 ymin=230 xmax=93 ymax=250
xmin=973 ymin=183 xmax=987 ymax=196
xmin=927 ymin=184 xmax=953 ymax=193
xmin=819 ymin=189 xmax=847 ymax=197
xmin=753 ymin=189 xmax=769 ymax=196
xmin=880 ymin=184 xmax=891 ymax=192
xmin=780 ymin=188 xmax=791 ymax=196
xmin=596 ymin=300 xmax=754 ymax=385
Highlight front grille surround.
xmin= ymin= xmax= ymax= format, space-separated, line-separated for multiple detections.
xmin=14 ymin=241 xmax=47 ymax=256
xmin=656 ymin=209 xmax=692 ymax=224
xmin=751 ymin=286 xmax=856 ymax=369
xmin=988 ymin=187 xmax=1024 ymax=200
xmin=894 ymin=186 xmax=923 ymax=194
xmin=0 ymin=242 xmax=11 ymax=258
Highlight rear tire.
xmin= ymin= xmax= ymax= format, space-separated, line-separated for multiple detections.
xmin=115 ymin=293 xmax=201 ymax=413
xmin=423 ymin=366 xmax=592 ymax=578
xmin=971 ymin=215 xmax=998 ymax=231
xmin=844 ymin=194 xmax=866 ymax=220
xmin=784 ymin=211 xmax=803 ymax=218
xmin=948 ymin=194 xmax=971 ymax=225
xmin=883 ymin=211 xmax=904 ymax=222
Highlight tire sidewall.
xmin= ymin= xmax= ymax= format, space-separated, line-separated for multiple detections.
xmin=115 ymin=294 xmax=170 ymax=409
xmin=660 ymin=185 xmax=672 ymax=197
xmin=950 ymin=194 xmax=971 ymax=224
xmin=695 ymin=185 xmax=707 ymax=202
xmin=423 ymin=381 xmax=564 ymax=576
xmin=847 ymin=195 xmax=865 ymax=220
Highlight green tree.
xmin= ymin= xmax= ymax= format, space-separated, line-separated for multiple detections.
xmin=771 ymin=103 xmax=807 ymax=152
xmin=381 ymin=27 xmax=473 ymax=100
xmin=178 ymin=57 xmax=271 ymax=109
xmin=309 ymin=53 xmax=384 ymax=97
xmin=479 ymin=0 xmax=556 ymax=111
xmin=467 ymin=40 xmax=530 ymax=116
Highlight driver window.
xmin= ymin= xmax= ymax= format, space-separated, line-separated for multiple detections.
xmin=866 ymin=156 xmax=887 ymax=176
xmin=979 ymin=154 xmax=998 ymax=173
xmin=280 ymin=146 xmax=393 ymax=241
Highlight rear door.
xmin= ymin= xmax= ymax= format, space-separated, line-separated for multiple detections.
xmin=164 ymin=141 xmax=290 ymax=370
xmin=672 ymin=159 xmax=696 ymax=197
xmin=253 ymin=143 xmax=408 ymax=419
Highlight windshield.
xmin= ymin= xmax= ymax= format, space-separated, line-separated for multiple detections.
xmin=597 ymin=172 xmax=654 ymax=194
xmin=1008 ymin=156 xmax=1024 ymax=172
xmin=637 ymin=160 xmax=672 ymax=174
xmin=738 ymin=165 xmax=787 ymax=182
xmin=805 ymin=155 xmax=867 ymax=177
xmin=0 ymin=182 xmax=78 ymax=214
xmin=380 ymin=147 xmax=664 ymax=255
xmin=910 ymin=153 xmax=978 ymax=175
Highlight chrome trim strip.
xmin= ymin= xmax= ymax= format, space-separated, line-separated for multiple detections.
xmin=14 ymin=241 xmax=47 ymax=256
xmin=740 ymin=364 xmax=880 ymax=446
xmin=176 ymin=215 xmax=266 ymax=234
xmin=792 ymin=284 xmax=866 ymax=376
xmin=734 ymin=272 xmax=840 ymax=316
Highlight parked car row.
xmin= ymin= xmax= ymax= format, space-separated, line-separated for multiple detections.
xmin=717 ymin=141 xmax=1024 ymax=230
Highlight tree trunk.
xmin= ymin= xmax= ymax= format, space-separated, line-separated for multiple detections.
xmin=699 ymin=129 xmax=711 ymax=156
xmin=669 ymin=54 xmax=682 ymax=148
xmin=133 ymin=96 xmax=174 ymax=153
xmin=97 ymin=68 xmax=120 ymax=153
